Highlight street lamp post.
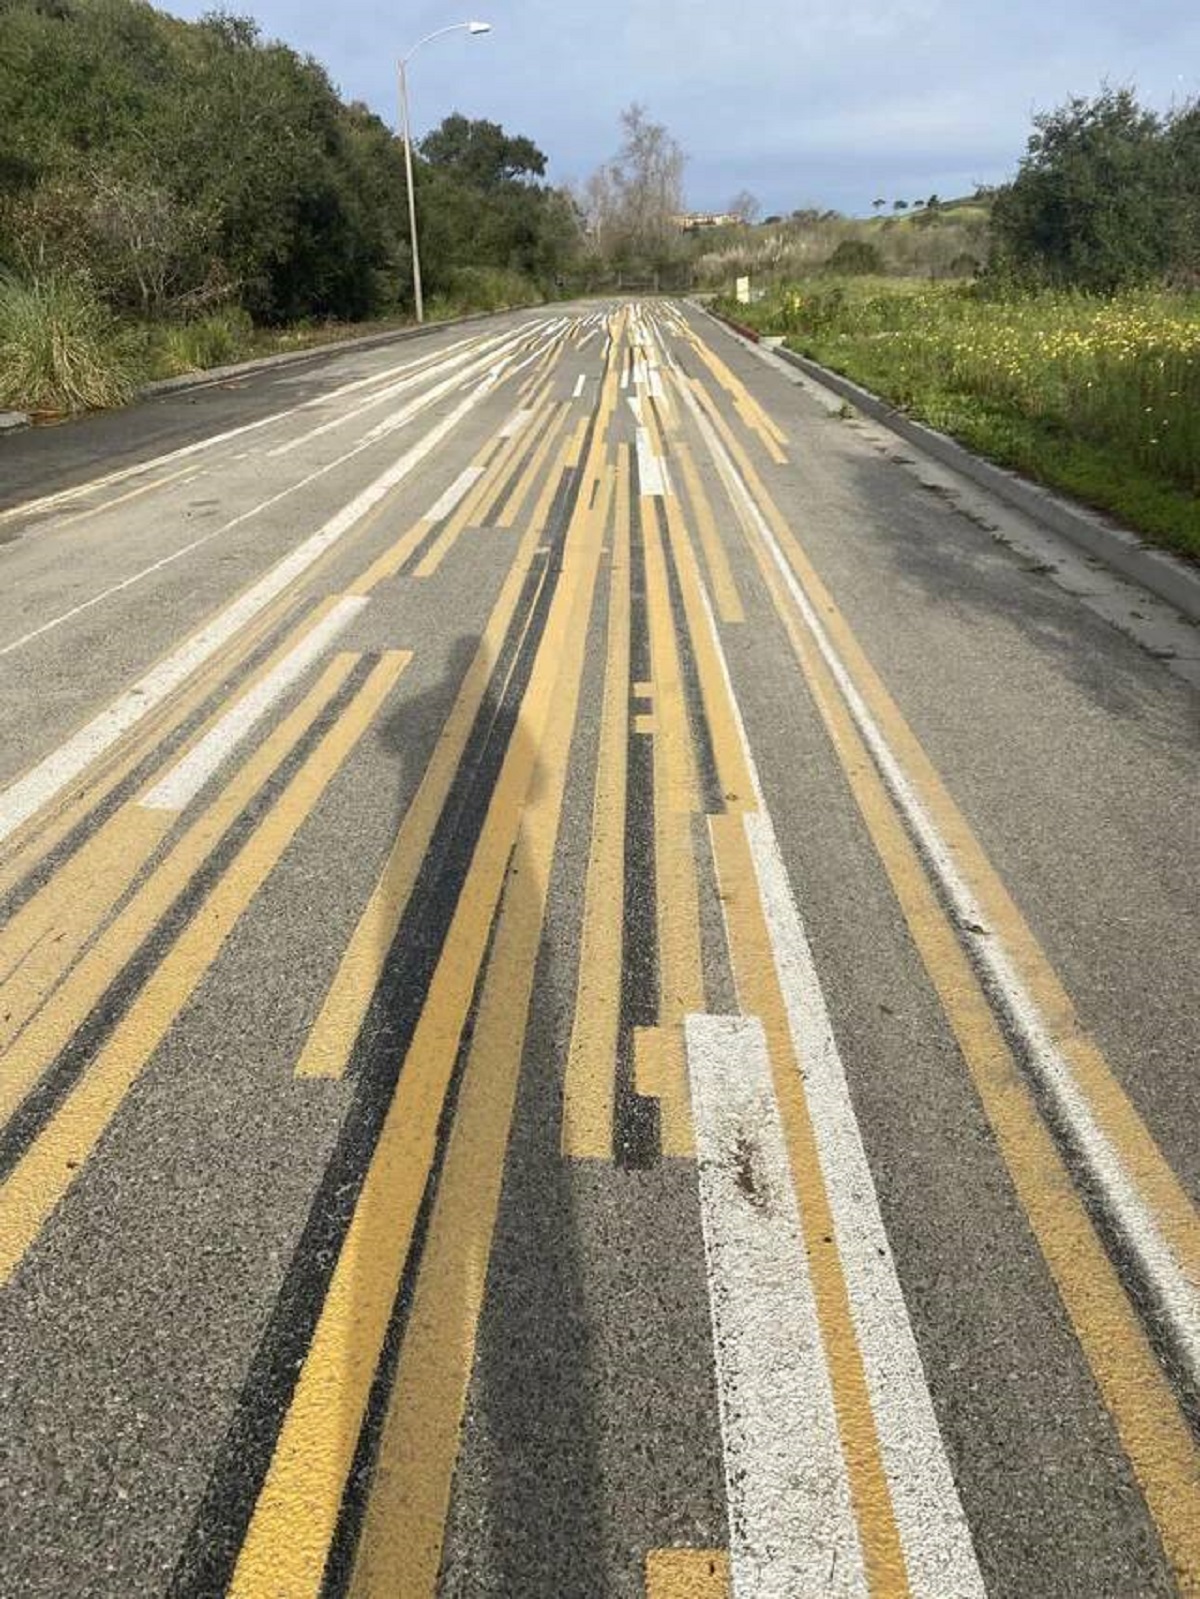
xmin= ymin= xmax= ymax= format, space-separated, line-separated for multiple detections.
xmin=398 ymin=20 xmax=491 ymax=324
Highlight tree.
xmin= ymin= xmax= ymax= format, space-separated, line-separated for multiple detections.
xmin=420 ymin=114 xmax=546 ymax=190
xmin=892 ymin=199 xmax=909 ymax=211
xmin=584 ymin=104 xmax=686 ymax=270
xmin=728 ymin=189 xmax=761 ymax=224
xmin=872 ymin=197 xmax=886 ymax=213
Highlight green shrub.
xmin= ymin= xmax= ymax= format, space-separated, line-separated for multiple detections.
xmin=824 ymin=239 xmax=884 ymax=275
xmin=444 ymin=265 xmax=541 ymax=312
xmin=0 ymin=274 xmax=143 ymax=413
xmin=157 ymin=309 xmax=253 ymax=375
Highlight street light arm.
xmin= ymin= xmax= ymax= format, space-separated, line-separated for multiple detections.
xmin=401 ymin=20 xmax=488 ymax=66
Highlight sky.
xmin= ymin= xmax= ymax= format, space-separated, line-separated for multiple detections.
xmin=167 ymin=0 xmax=1200 ymax=216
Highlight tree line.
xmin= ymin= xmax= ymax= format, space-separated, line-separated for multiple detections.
xmin=0 ymin=0 xmax=580 ymax=324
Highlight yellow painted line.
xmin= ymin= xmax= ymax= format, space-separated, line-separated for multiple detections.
xmin=497 ymin=403 xmax=573 ymax=529
xmin=232 ymin=347 xmax=622 ymax=1599
xmin=0 ymin=654 xmax=357 ymax=1133
xmin=660 ymin=494 xmax=755 ymax=813
xmin=743 ymin=524 xmax=1200 ymax=1591
xmin=562 ymin=442 xmax=630 ymax=1158
xmin=674 ymin=440 xmax=745 ymax=625
xmin=47 ymin=460 xmax=208 ymax=534
xmin=697 ymin=361 xmax=1200 ymax=1342
xmin=0 ymin=806 xmax=171 ymax=1060
xmin=633 ymin=679 xmax=653 ymax=698
xmin=685 ymin=325 xmax=790 ymax=459
xmin=645 ymin=1549 xmax=731 ymax=1599
xmin=642 ymin=501 xmax=700 ymax=1156
xmin=295 ymin=432 xmax=581 ymax=1081
xmin=347 ymin=464 xmax=615 ymax=1599
xmin=0 ymin=587 xmax=352 ymax=1013
xmin=413 ymin=413 xmax=542 ymax=579
xmin=0 ymin=652 xmax=406 ymax=1283
xmin=634 ymin=712 xmax=658 ymax=736
xmin=710 ymin=809 xmax=910 ymax=1596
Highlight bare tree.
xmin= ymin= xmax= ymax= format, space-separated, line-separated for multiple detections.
xmin=584 ymin=104 xmax=686 ymax=266
xmin=728 ymin=189 xmax=762 ymax=225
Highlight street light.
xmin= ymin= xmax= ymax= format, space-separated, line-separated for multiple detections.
xmin=398 ymin=20 xmax=492 ymax=324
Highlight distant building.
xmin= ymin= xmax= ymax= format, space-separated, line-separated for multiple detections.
xmin=672 ymin=211 xmax=741 ymax=233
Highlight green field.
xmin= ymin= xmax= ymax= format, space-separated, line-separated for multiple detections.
xmin=717 ymin=281 xmax=1200 ymax=560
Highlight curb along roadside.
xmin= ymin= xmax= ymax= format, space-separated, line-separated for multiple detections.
xmin=696 ymin=303 xmax=1200 ymax=628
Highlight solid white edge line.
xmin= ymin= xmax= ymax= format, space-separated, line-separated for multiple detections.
xmin=0 ymin=366 xmax=510 ymax=848
xmin=137 ymin=595 xmax=368 ymax=812
xmin=684 ymin=1012 xmax=868 ymax=1599
xmin=688 ymin=365 xmax=1200 ymax=1395
xmin=673 ymin=352 xmax=986 ymax=1594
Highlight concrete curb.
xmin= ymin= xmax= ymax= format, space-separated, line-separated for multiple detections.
xmin=140 ymin=305 xmax=519 ymax=399
xmin=0 ymin=410 xmax=30 ymax=433
xmin=698 ymin=304 xmax=1200 ymax=627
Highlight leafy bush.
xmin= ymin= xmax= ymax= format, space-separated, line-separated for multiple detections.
xmin=441 ymin=266 xmax=542 ymax=314
xmin=0 ymin=274 xmax=143 ymax=412
xmin=824 ymin=239 xmax=884 ymax=275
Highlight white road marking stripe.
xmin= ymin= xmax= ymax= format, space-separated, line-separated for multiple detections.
xmin=742 ymin=812 xmax=987 ymax=1597
xmin=572 ymin=373 xmax=587 ymax=396
xmin=426 ymin=465 xmax=484 ymax=523
xmin=138 ymin=596 xmax=367 ymax=812
xmin=0 ymin=330 xmax=518 ymax=531
xmin=684 ymin=369 xmax=1200 ymax=1397
xmin=0 ymin=380 xmax=496 ymax=847
xmin=677 ymin=386 xmax=986 ymax=1594
xmin=499 ymin=408 xmax=535 ymax=439
xmin=635 ymin=429 xmax=671 ymax=498
xmin=0 ymin=330 xmax=535 ymax=664
xmin=685 ymin=1013 xmax=868 ymax=1599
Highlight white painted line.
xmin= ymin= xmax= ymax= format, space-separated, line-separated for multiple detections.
xmin=426 ymin=465 xmax=484 ymax=523
xmin=635 ymin=429 xmax=671 ymax=498
xmin=137 ymin=596 xmax=367 ymax=812
xmin=0 ymin=329 xmax=534 ymax=663
xmin=572 ymin=374 xmax=587 ymax=397
xmin=499 ymin=408 xmax=535 ymax=439
xmin=742 ymin=812 xmax=987 ymax=1597
xmin=675 ymin=407 xmax=986 ymax=1594
xmin=685 ymin=1013 xmax=868 ymax=1599
xmin=0 ymin=380 xmax=495 ymax=847
xmin=682 ymin=370 xmax=1200 ymax=1397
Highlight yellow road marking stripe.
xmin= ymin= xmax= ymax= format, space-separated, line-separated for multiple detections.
xmin=346 ymin=465 xmax=614 ymax=1599
xmin=686 ymin=335 xmax=788 ymax=462
xmin=645 ymin=1550 xmax=731 ymax=1599
xmin=296 ymin=432 xmax=581 ymax=1081
xmin=231 ymin=348 xmax=622 ymax=1599
xmin=745 ymin=529 xmax=1200 ymax=1591
xmin=497 ymin=402 xmax=573 ymax=529
xmin=698 ymin=359 xmax=1200 ymax=1351
xmin=0 ymin=654 xmax=362 ymax=1131
xmin=642 ymin=501 xmax=700 ymax=1155
xmin=0 ymin=652 xmax=407 ymax=1283
xmin=710 ymin=810 xmax=910 ymax=1596
xmin=562 ymin=443 xmax=631 ymax=1157
xmin=674 ymin=440 xmax=745 ymax=625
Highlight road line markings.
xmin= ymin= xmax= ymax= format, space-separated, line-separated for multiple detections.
xmin=645 ymin=1550 xmax=731 ymax=1598
xmin=562 ymin=443 xmax=631 ymax=1157
xmin=0 ymin=652 xmax=407 ymax=1282
xmin=636 ymin=428 xmax=672 ymax=498
xmin=0 ymin=367 xmax=506 ymax=848
xmin=231 ymin=360 xmax=620 ymax=1599
xmin=139 ymin=596 xmax=368 ymax=812
xmin=346 ymin=466 xmax=615 ymax=1599
xmin=686 ymin=1013 xmax=869 ymax=1598
xmin=495 ymin=402 xmax=573 ymax=529
xmin=673 ymin=442 xmax=744 ymax=625
xmin=684 ymin=359 xmax=1200 ymax=1400
xmin=425 ymin=463 xmax=485 ymax=522
xmin=741 ymin=498 xmax=1200 ymax=1591
xmin=0 ymin=656 xmax=359 ymax=1133
xmin=295 ymin=427 xmax=581 ymax=1081
xmin=572 ymin=372 xmax=587 ymax=395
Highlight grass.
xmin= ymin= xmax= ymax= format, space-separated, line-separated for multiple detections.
xmin=0 ymin=275 xmax=143 ymax=413
xmin=716 ymin=280 xmax=1200 ymax=561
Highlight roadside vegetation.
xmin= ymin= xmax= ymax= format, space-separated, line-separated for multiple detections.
xmin=0 ymin=0 xmax=579 ymax=413
xmin=712 ymin=90 xmax=1200 ymax=558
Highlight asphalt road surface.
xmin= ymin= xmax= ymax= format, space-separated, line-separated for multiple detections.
xmin=1 ymin=302 xmax=1198 ymax=1599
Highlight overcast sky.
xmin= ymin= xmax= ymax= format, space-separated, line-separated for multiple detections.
xmin=169 ymin=0 xmax=1200 ymax=214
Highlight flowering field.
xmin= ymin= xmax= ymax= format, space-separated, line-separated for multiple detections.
xmin=717 ymin=281 xmax=1200 ymax=558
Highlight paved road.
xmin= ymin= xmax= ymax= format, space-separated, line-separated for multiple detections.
xmin=1 ymin=302 xmax=1197 ymax=1598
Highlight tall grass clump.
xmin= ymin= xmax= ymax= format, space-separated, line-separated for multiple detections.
xmin=156 ymin=308 xmax=253 ymax=375
xmin=0 ymin=274 xmax=143 ymax=413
